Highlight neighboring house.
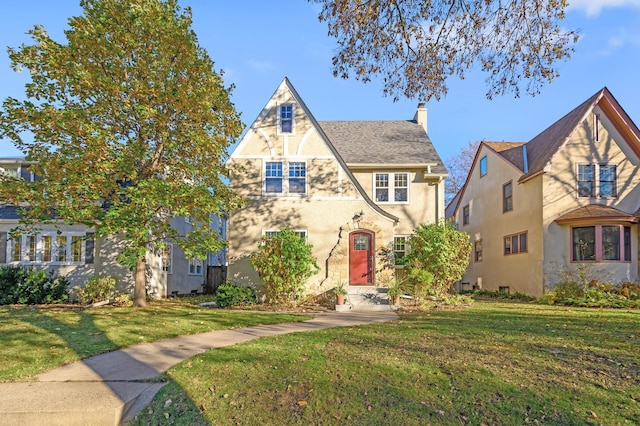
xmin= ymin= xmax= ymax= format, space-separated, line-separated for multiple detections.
xmin=227 ymin=77 xmax=447 ymax=294
xmin=447 ymin=87 xmax=640 ymax=297
xmin=0 ymin=157 xmax=226 ymax=297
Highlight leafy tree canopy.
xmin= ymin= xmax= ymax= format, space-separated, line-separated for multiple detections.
xmin=311 ymin=0 xmax=579 ymax=101
xmin=0 ymin=0 xmax=244 ymax=306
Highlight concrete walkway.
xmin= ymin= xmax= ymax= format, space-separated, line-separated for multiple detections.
xmin=0 ymin=311 xmax=398 ymax=426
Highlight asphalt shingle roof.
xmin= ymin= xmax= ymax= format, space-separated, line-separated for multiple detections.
xmin=318 ymin=120 xmax=447 ymax=174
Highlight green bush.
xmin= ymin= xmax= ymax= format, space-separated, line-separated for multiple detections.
xmin=73 ymin=275 xmax=119 ymax=304
xmin=405 ymin=222 xmax=471 ymax=299
xmin=543 ymin=277 xmax=640 ymax=308
xmin=251 ymin=228 xmax=319 ymax=305
xmin=215 ymin=282 xmax=257 ymax=308
xmin=0 ymin=265 xmax=69 ymax=305
xmin=463 ymin=289 xmax=536 ymax=301
xmin=552 ymin=281 xmax=584 ymax=300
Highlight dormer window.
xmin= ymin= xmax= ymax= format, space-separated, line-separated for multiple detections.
xmin=279 ymin=104 xmax=293 ymax=134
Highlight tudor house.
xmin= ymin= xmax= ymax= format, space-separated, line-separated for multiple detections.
xmin=227 ymin=77 xmax=447 ymax=295
xmin=448 ymin=88 xmax=640 ymax=297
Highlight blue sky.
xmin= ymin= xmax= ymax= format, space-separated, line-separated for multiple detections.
xmin=1 ymin=0 xmax=639 ymax=162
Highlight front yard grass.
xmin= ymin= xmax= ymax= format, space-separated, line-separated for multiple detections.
xmin=132 ymin=301 xmax=640 ymax=425
xmin=0 ymin=299 xmax=309 ymax=381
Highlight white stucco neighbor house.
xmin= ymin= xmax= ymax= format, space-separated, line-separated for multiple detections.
xmin=447 ymin=87 xmax=640 ymax=297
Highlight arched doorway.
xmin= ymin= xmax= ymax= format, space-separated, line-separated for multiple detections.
xmin=349 ymin=230 xmax=374 ymax=285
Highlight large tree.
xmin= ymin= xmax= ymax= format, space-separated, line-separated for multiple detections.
xmin=0 ymin=0 xmax=243 ymax=306
xmin=311 ymin=0 xmax=579 ymax=101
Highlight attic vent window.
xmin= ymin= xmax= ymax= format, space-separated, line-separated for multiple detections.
xmin=280 ymin=104 xmax=293 ymax=134
xmin=594 ymin=113 xmax=600 ymax=142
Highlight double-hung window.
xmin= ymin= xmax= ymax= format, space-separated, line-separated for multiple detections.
xmin=374 ymin=172 xmax=409 ymax=203
xmin=474 ymin=240 xmax=483 ymax=262
xmin=393 ymin=236 xmax=410 ymax=265
xmin=160 ymin=244 xmax=173 ymax=273
xmin=279 ymin=104 xmax=293 ymax=134
xmin=264 ymin=161 xmax=307 ymax=195
xmin=189 ymin=258 xmax=203 ymax=275
xmin=577 ymin=164 xmax=617 ymax=198
xmin=503 ymin=181 xmax=513 ymax=212
xmin=462 ymin=205 xmax=470 ymax=226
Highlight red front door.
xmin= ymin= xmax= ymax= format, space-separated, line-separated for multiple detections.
xmin=349 ymin=231 xmax=373 ymax=285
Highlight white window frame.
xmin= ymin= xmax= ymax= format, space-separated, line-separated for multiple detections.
xmin=160 ymin=244 xmax=173 ymax=274
xmin=393 ymin=235 xmax=411 ymax=266
xmin=262 ymin=229 xmax=308 ymax=242
xmin=277 ymin=103 xmax=295 ymax=135
xmin=188 ymin=257 xmax=203 ymax=275
xmin=6 ymin=232 xmax=86 ymax=265
xmin=373 ymin=172 xmax=410 ymax=204
xmin=576 ymin=163 xmax=618 ymax=199
xmin=263 ymin=160 xmax=307 ymax=196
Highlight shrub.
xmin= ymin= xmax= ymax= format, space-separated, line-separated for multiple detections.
xmin=404 ymin=222 xmax=472 ymax=299
xmin=73 ymin=276 xmax=118 ymax=304
xmin=251 ymin=228 xmax=319 ymax=305
xmin=552 ymin=281 xmax=584 ymax=300
xmin=464 ymin=289 xmax=536 ymax=301
xmin=215 ymin=282 xmax=257 ymax=308
xmin=0 ymin=265 xmax=69 ymax=305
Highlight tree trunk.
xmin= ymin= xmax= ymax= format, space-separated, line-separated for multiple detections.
xmin=133 ymin=256 xmax=147 ymax=307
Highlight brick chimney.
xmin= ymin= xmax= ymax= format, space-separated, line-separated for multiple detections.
xmin=413 ymin=103 xmax=427 ymax=133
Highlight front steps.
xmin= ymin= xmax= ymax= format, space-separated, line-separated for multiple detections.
xmin=336 ymin=286 xmax=399 ymax=312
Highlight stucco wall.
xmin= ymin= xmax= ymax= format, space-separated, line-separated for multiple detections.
xmin=458 ymin=145 xmax=545 ymax=297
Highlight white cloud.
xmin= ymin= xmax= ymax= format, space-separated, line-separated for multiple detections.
xmin=567 ymin=0 xmax=640 ymax=17
xmin=247 ymin=60 xmax=275 ymax=73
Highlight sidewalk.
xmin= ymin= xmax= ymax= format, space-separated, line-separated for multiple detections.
xmin=0 ymin=311 xmax=398 ymax=426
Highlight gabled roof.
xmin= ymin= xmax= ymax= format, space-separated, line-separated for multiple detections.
xmin=484 ymin=141 xmax=526 ymax=172
xmin=520 ymin=87 xmax=640 ymax=182
xmin=232 ymin=77 xmax=401 ymax=223
xmin=448 ymin=87 xmax=640 ymax=221
xmin=319 ymin=121 xmax=447 ymax=173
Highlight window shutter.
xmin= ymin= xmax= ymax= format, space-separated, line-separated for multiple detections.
xmin=0 ymin=232 xmax=6 ymax=263
xmin=85 ymin=233 xmax=95 ymax=264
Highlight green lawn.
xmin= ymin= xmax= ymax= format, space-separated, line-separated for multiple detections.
xmin=131 ymin=301 xmax=640 ymax=426
xmin=0 ymin=299 xmax=308 ymax=381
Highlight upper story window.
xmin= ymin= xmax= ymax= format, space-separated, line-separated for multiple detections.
xmin=503 ymin=181 xmax=513 ymax=212
xmin=374 ymin=172 xmax=409 ymax=203
xmin=577 ymin=163 xmax=617 ymax=198
xmin=279 ymin=104 xmax=294 ymax=134
xmin=462 ymin=205 xmax=470 ymax=226
xmin=479 ymin=156 xmax=487 ymax=177
xmin=572 ymin=225 xmax=631 ymax=262
xmin=264 ymin=161 xmax=306 ymax=195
